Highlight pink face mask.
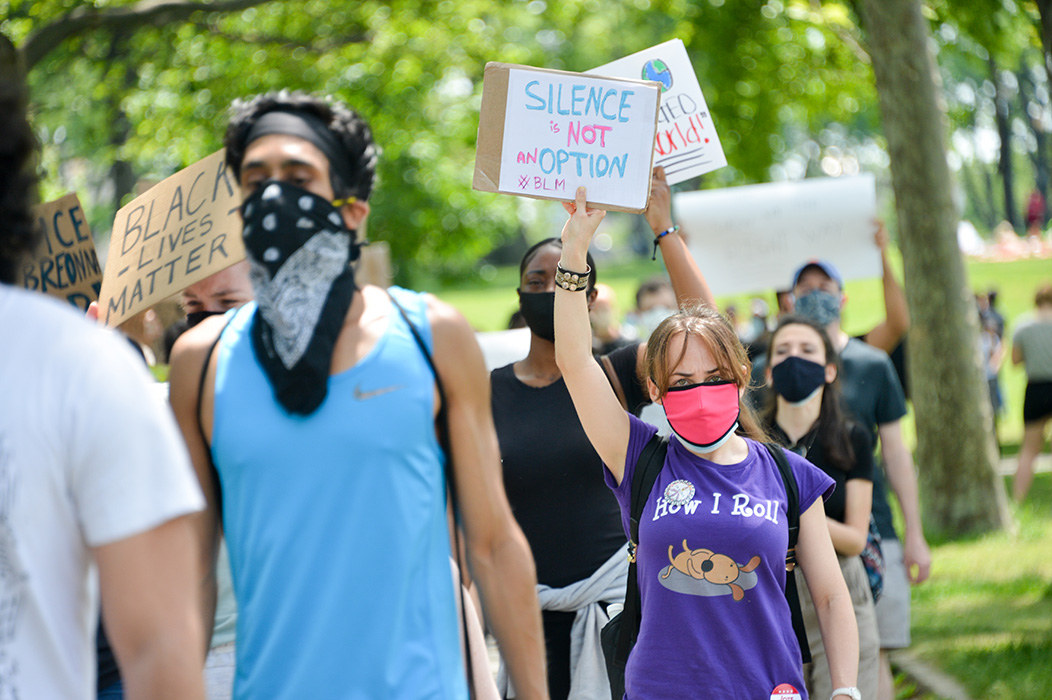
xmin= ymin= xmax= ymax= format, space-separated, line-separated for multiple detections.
xmin=661 ymin=380 xmax=741 ymax=453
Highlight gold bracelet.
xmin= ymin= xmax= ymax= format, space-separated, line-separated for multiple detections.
xmin=555 ymin=263 xmax=591 ymax=291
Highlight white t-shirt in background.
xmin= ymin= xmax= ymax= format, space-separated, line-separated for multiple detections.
xmin=0 ymin=285 xmax=204 ymax=700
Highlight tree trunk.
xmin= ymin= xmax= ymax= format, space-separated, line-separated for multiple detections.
xmin=1018 ymin=65 xmax=1050 ymax=225
xmin=989 ymin=57 xmax=1019 ymax=230
xmin=859 ymin=0 xmax=1010 ymax=537
xmin=1035 ymin=0 xmax=1052 ymax=88
xmin=106 ymin=32 xmax=138 ymax=215
xmin=962 ymin=161 xmax=995 ymax=231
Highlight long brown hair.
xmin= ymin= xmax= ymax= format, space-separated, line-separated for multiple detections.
xmin=762 ymin=315 xmax=856 ymax=471
xmin=644 ymin=302 xmax=770 ymax=443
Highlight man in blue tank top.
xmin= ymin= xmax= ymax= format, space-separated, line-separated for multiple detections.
xmin=168 ymin=92 xmax=547 ymax=700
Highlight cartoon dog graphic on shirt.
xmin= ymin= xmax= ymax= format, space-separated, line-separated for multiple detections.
xmin=661 ymin=539 xmax=761 ymax=601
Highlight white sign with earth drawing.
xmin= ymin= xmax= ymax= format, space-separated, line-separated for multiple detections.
xmin=590 ymin=38 xmax=727 ymax=184
xmin=674 ymin=174 xmax=880 ymax=296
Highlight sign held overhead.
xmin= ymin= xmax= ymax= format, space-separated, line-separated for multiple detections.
xmin=474 ymin=62 xmax=662 ymax=213
xmin=590 ymin=39 xmax=727 ymax=185
xmin=674 ymin=174 xmax=880 ymax=296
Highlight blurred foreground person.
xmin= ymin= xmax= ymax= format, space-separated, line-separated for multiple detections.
xmin=0 ymin=33 xmax=205 ymax=700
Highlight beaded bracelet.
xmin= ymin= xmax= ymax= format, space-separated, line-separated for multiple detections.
xmin=651 ymin=225 xmax=679 ymax=260
xmin=555 ymin=263 xmax=591 ymax=291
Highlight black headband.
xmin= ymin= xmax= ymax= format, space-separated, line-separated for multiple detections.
xmin=243 ymin=110 xmax=357 ymax=196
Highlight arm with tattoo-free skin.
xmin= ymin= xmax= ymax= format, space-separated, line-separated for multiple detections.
xmin=825 ymin=479 xmax=874 ymax=557
xmin=166 ymin=318 xmax=229 ymax=653
xmin=428 ymin=297 xmax=549 ymax=700
xmin=644 ymin=166 xmax=716 ymax=310
xmin=797 ymin=499 xmax=860 ymax=693
xmin=94 ymin=517 xmax=206 ymax=700
xmin=863 ymin=222 xmax=910 ymax=354
xmin=633 ymin=166 xmax=717 ymax=378
xmin=555 ymin=187 xmax=633 ymax=483
xmin=878 ymin=420 xmax=931 ymax=584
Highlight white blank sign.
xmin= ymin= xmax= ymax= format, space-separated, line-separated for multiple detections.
xmin=674 ymin=174 xmax=880 ymax=296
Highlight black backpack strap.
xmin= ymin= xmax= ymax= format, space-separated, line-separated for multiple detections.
xmin=614 ymin=433 xmax=668 ymax=665
xmin=629 ymin=433 xmax=669 ymax=547
xmin=196 ymin=318 xmax=236 ymax=519
xmin=763 ymin=442 xmax=811 ymax=664
xmin=386 ymin=290 xmax=474 ymax=699
xmin=387 ymin=292 xmax=450 ymax=454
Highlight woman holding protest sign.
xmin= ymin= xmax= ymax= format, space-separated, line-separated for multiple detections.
xmin=762 ymin=315 xmax=880 ymax=700
xmin=490 ymin=167 xmax=714 ymax=700
xmin=552 ymin=186 xmax=859 ymax=700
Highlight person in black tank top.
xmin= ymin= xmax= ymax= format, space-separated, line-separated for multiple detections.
xmin=491 ymin=167 xmax=716 ymax=700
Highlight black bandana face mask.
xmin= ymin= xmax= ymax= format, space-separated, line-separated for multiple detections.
xmin=241 ymin=180 xmax=360 ymax=415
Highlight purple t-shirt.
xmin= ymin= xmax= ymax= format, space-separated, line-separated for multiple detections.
xmin=604 ymin=415 xmax=835 ymax=700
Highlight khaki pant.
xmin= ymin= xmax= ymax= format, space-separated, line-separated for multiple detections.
xmin=798 ymin=554 xmax=881 ymax=700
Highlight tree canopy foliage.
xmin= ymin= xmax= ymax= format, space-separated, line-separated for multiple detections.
xmin=3 ymin=0 xmax=1048 ymax=282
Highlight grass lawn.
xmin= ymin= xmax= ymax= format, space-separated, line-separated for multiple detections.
xmin=903 ymin=472 xmax=1052 ymax=700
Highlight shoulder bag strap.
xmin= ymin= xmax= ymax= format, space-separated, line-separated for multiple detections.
xmin=763 ymin=442 xmax=811 ymax=664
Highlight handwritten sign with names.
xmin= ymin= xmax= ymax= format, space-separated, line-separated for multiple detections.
xmin=591 ymin=39 xmax=726 ymax=185
xmin=98 ymin=150 xmax=245 ymax=327
xmin=674 ymin=174 xmax=880 ymax=296
xmin=17 ymin=193 xmax=102 ymax=310
xmin=474 ymin=63 xmax=661 ymax=213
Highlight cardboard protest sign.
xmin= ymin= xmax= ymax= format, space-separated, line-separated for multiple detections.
xmin=98 ymin=150 xmax=245 ymax=327
xmin=16 ymin=193 xmax=102 ymax=311
xmin=674 ymin=174 xmax=880 ymax=296
xmin=590 ymin=39 xmax=726 ymax=185
xmin=473 ymin=62 xmax=661 ymax=213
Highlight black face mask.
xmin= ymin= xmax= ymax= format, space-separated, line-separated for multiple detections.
xmin=186 ymin=309 xmax=225 ymax=328
xmin=517 ymin=291 xmax=555 ymax=343
xmin=770 ymin=355 xmax=828 ymax=404
xmin=241 ymin=180 xmax=359 ymax=415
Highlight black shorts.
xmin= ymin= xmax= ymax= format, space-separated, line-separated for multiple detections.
xmin=1023 ymin=380 xmax=1052 ymax=423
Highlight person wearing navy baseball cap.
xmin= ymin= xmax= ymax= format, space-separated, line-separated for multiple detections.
xmin=793 ymin=259 xmax=845 ymax=290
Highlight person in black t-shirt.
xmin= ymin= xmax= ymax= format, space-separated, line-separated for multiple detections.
xmin=763 ymin=316 xmax=880 ymax=700
xmin=491 ymin=166 xmax=715 ymax=700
